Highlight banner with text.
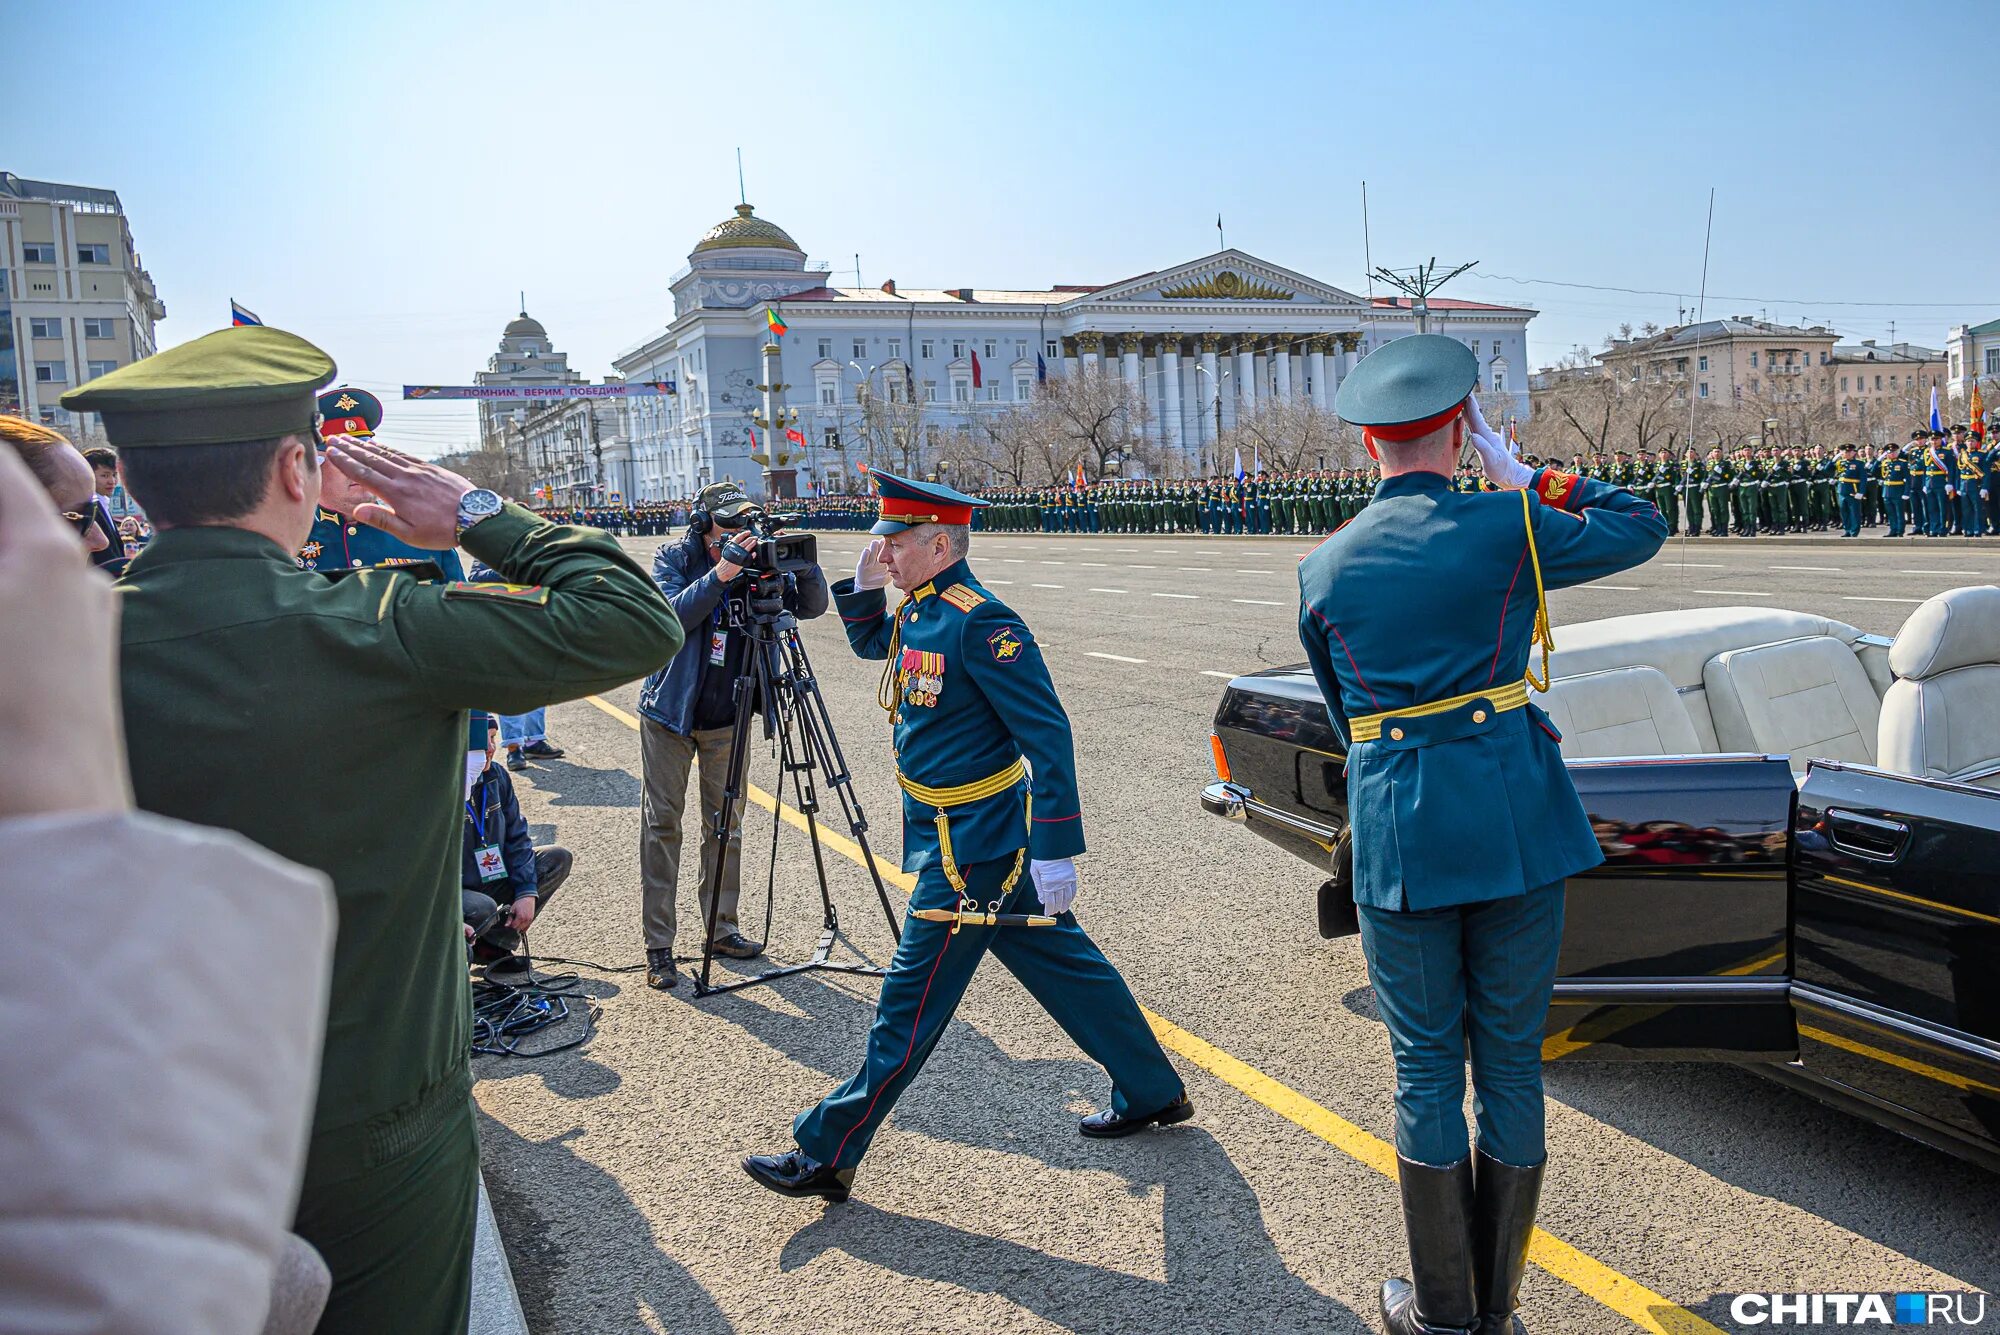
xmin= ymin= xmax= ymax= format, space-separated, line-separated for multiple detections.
xmin=402 ymin=381 xmax=676 ymax=401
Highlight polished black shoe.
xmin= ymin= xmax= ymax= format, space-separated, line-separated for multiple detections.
xmin=520 ymin=739 xmax=566 ymax=759
xmin=1472 ymin=1149 xmax=1544 ymax=1335
xmin=709 ymin=932 xmax=766 ymax=960
xmin=645 ymin=947 xmax=679 ymax=990
xmin=1078 ymin=1093 xmax=1194 ymax=1139
xmin=1381 ymin=1154 xmax=1478 ymax=1335
xmin=505 ymin=748 xmax=529 ymax=772
xmin=743 ymin=1149 xmax=853 ymax=1202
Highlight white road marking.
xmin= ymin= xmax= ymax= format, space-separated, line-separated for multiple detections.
xmin=1232 ymin=598 xmax=1287 ymax=606
xmin=985 ymin=579 xmax=1014 ymax=585
xmin=1845 ymin=595 xmax=1927 ymax=604
xmin=1129 ymin=564 xmax=1158 ymax=569
xmin=1236 ymin=569 xmax=1273 ymax=574
xmin=1078 ymin=561 xmax=1109 ymax=567
xmin=1088 ymin=587 xmax=1128 ymax=594
xmin=1691 ymin=588 xmax=1772 ymax=597
xmin=1666 ymin=561 xmax=1727 ymax=568
xmin=1770 ymin=565 xmax=1842 ymax=572
xmin=1179 ymin=566 xmax=1213 ymax=572
xmin=1039 ymin=560 xmax=1065 ymax=565
xmin=1586 ymin=583 xmax=1642 ymax=591
xmin=1201 ymin=670 xmax=1238 ymax=679
xmin=1000 ymin=558 xmax=1026 ymax=563
xmin=1153 ymin=592 xmax=1199 ymax=599
xmin=1032 ymin=582 xmax=1063 ymax=589
xmin=1087 ymin=651 xmax=1146 ymax=664
xmin=1900 ymin=569 xmax=1982 ymax=576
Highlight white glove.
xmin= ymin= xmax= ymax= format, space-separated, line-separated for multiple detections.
xmin=853 ymin=538 xmax=890 ymax=591
xmin=1464 ymin=393 xmax=1534 ymax=491
xmin=1029 ymin=858 xmax=1078 ymax=916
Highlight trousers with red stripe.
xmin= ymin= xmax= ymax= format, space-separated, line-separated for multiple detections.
xmin=792 ymin=855 xmax=1183 ymax=1170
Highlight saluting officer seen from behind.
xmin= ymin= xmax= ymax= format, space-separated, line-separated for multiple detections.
xmin=1300 ymin=336 xmax=1666 ymax=1335
xmin=297 ymin=384 xmax=466 ymax=579
xmin=63 ymin=325 xmax=684 ymax=1335
xmin=744 ymin=470 xmax=1189 ymax=1203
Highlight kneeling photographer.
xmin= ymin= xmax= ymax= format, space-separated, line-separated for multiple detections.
xmin=637 ymin=481 xmax=829 ymax=990
xmin=462 ymin=714 xmax=572 ymax=979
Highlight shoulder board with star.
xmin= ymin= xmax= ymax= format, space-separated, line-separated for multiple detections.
xmin=939 ymin=584 xmax=986 ymax=613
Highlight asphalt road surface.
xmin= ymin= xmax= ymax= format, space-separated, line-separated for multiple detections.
xmin=475 ymin=529 xmax=2000 ymax=1335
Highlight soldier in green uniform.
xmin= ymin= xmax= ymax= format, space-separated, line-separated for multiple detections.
xmin=1651 ymin=447 xmax=1681 ymax=536
xmin=1704 ymin=447 xmax=1733 ymax=537
xmin=1681 ymin=448 xmax=1703 ymax=536
xmin=1732 ymin=448 xmax=1761 ymax=536
xmin=1764 ymin=448 xmax=1792 ymax=534
xmin=64 ymin=326 xmax=683 ymax=1335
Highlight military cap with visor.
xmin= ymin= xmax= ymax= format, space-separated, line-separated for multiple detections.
xmin=1333 ymin=333 xmax=1480 ymax=452
xmin=317 ymin=384 xmax=384 ymax=439
xmin=60 ymin=325 xmax=337 ymax=449
xmin=865 ymin=467 xmax=989 ymax=536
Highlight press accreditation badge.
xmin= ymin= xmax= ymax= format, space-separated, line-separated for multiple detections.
xmin=709 ymin=630 xmax=728 ymax=666
xmin=474 ymin=845 xmax=507 ymax=883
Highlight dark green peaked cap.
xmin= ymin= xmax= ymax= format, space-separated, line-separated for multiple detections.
xmin=1333 ymin=333 xmax=1478 ymax=428
xmin=60 ymin=325 xmax=337 ymax=448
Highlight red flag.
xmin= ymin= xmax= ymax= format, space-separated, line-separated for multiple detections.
xmin=970 ymin=350 xmax=983 ymax=389
xmin=747 ymin=426 xmax=759 ymax=450
xmin=785 ymin=427 xmax=807 ymax=447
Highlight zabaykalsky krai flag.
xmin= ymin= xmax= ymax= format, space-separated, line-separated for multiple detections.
xmin=765 ymin=307 xmax=788 ymax=338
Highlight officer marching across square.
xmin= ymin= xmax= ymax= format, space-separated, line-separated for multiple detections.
xmin=743 ymin=469 xmax=1191 ymax=1202
xmin=1299 ymin=335 xmax=1666 ymax=1335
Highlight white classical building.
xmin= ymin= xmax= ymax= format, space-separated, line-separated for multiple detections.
xmin=476 ymin=309 xmax=585 ymax=448
xmin=608 ymin=204 xmax=1536 ymax=499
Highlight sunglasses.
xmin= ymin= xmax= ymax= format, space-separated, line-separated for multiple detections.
xmin=61 ymin=508 xmax=96 ymax=538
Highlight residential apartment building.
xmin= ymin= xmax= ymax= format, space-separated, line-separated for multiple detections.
xmin=1830 ymin=340 xmax=1947 ymax=440
xmin=0 ymin=172 xmax=165 ymax=440
xmin=1946 ymin=317 xmax=2000 ymax=407
xmin=1595 ymin=317 xmax=1840 ymax=406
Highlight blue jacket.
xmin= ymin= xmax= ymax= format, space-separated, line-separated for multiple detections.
xmin=462 ymin=761 xmax=538 ymax=897
xmin=1297 ymin=468 xmax=1667 ymax=912
xmin=636 ymin=527 xmax=830 ymax=734
xmin=832 ymin=558 xmax=1085 ymax=873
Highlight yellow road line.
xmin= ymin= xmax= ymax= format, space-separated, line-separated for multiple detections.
xmin=579 ymin=694 xmax=1720 ymax=1335
xmin=1818 ymin=872 xmax=2000 ymax=927
xmin=1799 ymin=1024 xmax=2000 ymax=1097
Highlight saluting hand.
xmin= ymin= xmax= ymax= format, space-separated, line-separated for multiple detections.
xmin=1464 ymin=394 xmax=1533 ymax=491
xmin=322 ymin=438 xmax=475 ymax=550
xmin=854 ymin=538 xmax=891 ymax=591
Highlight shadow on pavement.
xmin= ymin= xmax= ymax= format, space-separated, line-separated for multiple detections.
xmin=479 ymin=1114 xmax=736 ymax=1335
xmin=516 ymin=756 xmax=644 ymax=810
xmin=1545 ymin=1061 xmax=2000 ymax=1293
xmin=775 ymin=1127 xmax=1362 ymax=1335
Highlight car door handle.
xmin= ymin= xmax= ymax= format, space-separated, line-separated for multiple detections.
xmin=1826 ymin=808 xmax=1910 ymax=862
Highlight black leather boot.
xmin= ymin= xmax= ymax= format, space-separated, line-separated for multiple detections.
xmin=1380 ymin=1155 xmax=1478 ymax=1335
xmin=1472 ymin=1149 xmax=1544 ymax=1335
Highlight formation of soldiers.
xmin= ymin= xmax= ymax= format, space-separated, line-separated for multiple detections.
xmin=525 ymin=422 xmax=1998 ymax=541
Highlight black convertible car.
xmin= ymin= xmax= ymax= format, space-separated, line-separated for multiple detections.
xmin=1201 ymin=592 xmax=2000 ymax=1172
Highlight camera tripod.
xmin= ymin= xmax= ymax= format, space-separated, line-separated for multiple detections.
xmin=693 ymin=582 xmax=902 ymax=997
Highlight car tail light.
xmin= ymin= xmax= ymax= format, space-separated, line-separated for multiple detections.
xmin=1209 ymin=733 xmax=1231 ymax=782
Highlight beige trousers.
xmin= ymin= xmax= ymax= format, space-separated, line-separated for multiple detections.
xmin=639 ymin=720 xmax=743 ymax=951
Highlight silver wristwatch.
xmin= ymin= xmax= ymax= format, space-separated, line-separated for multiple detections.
xmin=455 ymin=488 xmax=504 ymax=540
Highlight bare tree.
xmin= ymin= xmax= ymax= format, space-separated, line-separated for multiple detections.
xmin=1217 ymin=399 xmax=1366 ymax=471
xmin=1037 ymin=366 xmax=1152 ymax=481
xmin=441 ymin=446 xmax=535 ymax=502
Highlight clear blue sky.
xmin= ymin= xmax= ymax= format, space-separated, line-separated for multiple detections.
xmin=12 ymin=0 xmax=1996 ymax=454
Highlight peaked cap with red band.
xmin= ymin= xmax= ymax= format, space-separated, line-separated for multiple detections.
xmin=1332 ymin=333 xmax=1479 ymax=455
xmin=868 ymin=468 xmax=990 ymax=535
xmin=316 ymin=384 xmax=384 ymax=440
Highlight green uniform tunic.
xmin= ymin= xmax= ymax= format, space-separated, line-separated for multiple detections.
xmin=117 ymin=504 xmax=682 ymax=1335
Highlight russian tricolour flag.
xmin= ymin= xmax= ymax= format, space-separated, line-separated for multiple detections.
xmin=230 ymin=300 xmax=262 ymax=327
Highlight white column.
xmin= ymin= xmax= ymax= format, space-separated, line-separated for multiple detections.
xmin=1158 ymin=336 xmax=1183 ymax=451
xmin=1342 ymin=336 xmax=1360 ymax=378
xmin=1307 ymin=338 xmax=1328 ymax=410
xmin=1272 ymin=336 xmax=1293 ymax=400
xmin=1198 ymin=336 xmax=1220 ymax=446
xmin=1119 ymin=333 xmax=1142 ymax=389
xmin=1079 ymin=333 xmax=1100 ymax=371
xmin=1236 ymin=337 xmax=1258 ymax=416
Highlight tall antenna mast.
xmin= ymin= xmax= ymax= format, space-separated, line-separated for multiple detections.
xmin=1369 ymin=257 xmax=1477 ymax=334
xmin=736 ymin=148 xmax=746 ymax=205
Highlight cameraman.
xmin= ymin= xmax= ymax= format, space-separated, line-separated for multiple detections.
xmin=637 ymin=481 xmax=829 ymax=989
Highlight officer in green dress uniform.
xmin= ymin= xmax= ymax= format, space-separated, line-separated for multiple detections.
xmin=744 ymin=470 xmax=1190 ymax=1202
xmin=63 ymin=326 xmax=684 ymax=1335
xmin=298 ymin=385 xmax=466 ymax=578
xmin=1300 ymin=336 xmax=1665 ymax=1335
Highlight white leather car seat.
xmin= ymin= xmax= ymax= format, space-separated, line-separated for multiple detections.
xmin=1704 ymin=636 xmax=1881 ymax=772
xmin=1878 ymin=586 xmax=2000 ymax=790
xmin=1537 ymin=666 xmax=1702 ymax=760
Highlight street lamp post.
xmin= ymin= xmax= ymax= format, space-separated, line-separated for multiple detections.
xmin=1195 ymin=362 xmax=1231 ymax=476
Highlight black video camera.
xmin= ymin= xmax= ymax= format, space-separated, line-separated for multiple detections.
xmin=735 ymin=507 xmax=817 ymax=578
